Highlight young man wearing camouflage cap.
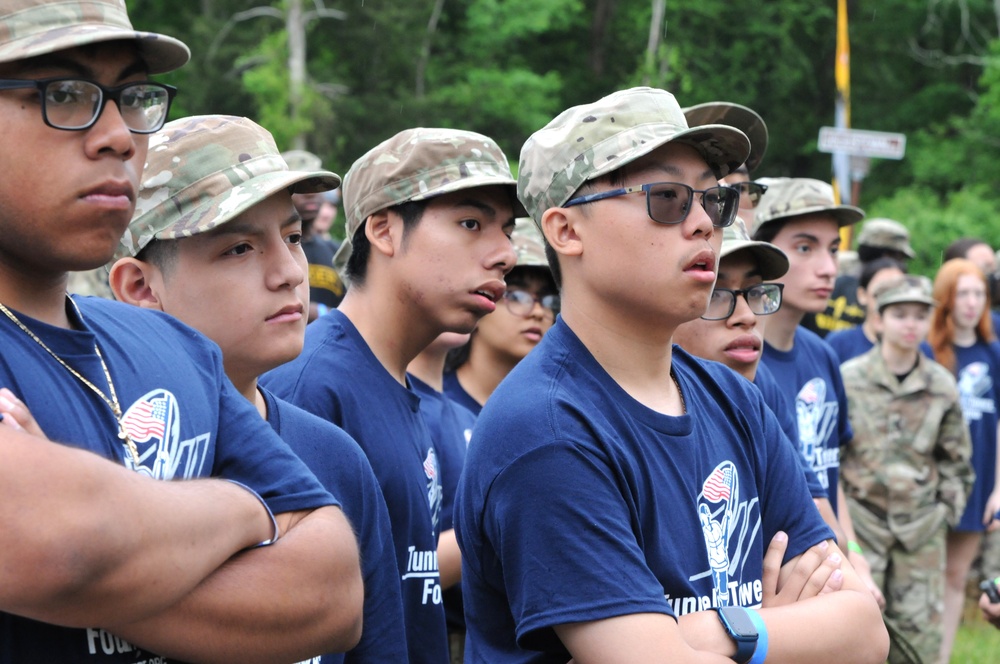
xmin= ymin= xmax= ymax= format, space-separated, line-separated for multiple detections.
xmin=109 ymin=114 xmax=406 ymax=664
xmin=455 ymin=87 xmax=888 ymax=663
xmin=752 ymin=178 xmax=860 ymax=513
xmin=840 ymin=274 xmax=972 ymax=663
xmin=0 ymin=1 xmax=362 ymax=661
xmin=803 ymin=216 xmax=915 ymax=337
xmin=262 ymin=126 xmax=520 ymax=664
xmin=444 ymin=217 xmax=559 ymax=414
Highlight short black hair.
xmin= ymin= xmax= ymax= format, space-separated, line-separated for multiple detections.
xmin=544 ymin=165 xmax=635 ymax=289
xmin=344 ymin=199 xmax=428 ymax=286
xmin=859 ymin=256 xmax=905 ymax=290
xmin=944 ymin=237 xmax=988 ymax=263
xmin=135 ymin=238 xmax=179 ymax=275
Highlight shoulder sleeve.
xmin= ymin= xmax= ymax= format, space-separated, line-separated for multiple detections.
xmin=213 ymin=377 xmax=337 ymax=514
xmin=484 ymin=440 xmax=674 ymax=652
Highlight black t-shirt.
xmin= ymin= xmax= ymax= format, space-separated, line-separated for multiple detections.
xmin=302 ymin=235 xmax=345 ymax=309
xmin=801 ymin=274 xmax=865 ymax=338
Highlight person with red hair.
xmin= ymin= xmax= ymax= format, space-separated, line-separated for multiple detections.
xmin=927 ymin=258 xmax=1000 ymax=663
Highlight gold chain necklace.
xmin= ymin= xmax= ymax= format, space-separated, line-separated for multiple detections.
xmin=0 ymin=300 xmax=141 ymax=466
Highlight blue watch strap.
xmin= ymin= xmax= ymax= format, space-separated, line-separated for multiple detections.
xmin=746 ymin=608 xmax=768 ymax=664
xmin=714 ymin=606 xmax=758 ymax=663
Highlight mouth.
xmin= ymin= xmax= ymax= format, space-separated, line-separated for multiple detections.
xmin=471 ymin=281 xmax=506 ymax=312
xmin=683 ymin=249 xmax=717 ymax=282
xmin=723 ymin=334 xmax=761 ymax=362
xmin=81 ymin=181 xmax=135 ymax=210
xmin=266 ymin=304 xmax=305 ymax=323
xmin=521 ymin=326 xmax=543 ymax=342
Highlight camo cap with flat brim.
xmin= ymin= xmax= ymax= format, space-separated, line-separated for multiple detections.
xmin=116 ymin=115 xmax=340 ymax=261
xmin=511 ymin=218 xmax=548 ymax=268
xmin=341 ymin=127 xmax=524 ymax=243
xmin=721 ymin=217 xmax=788 ymax=281
xmin=0 ymin=0 xmax=190 ymax=74
xmin=752 ymin=177 xmax=864 ymax=236
xmin=856 ymin=217 xmax=915 ymax=258
xmin=517 ymin=87 xmax=750 ymax=227
xmin=682 ymin=101 xmax=768 ymax=173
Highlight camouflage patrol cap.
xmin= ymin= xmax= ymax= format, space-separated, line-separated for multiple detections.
xmin=511 ymin=218 xmax=548 ymax=268
xmin=517 ymin=87 xmax=749 ymax=227
xmin=280 ymin=149 xmax=323 ymax=172
xmin=856 ymin=217 xmax=915 ymax=258
xmin=874 ymin=274 xmax=935 ymax=312
xmin=720 ymin=217 xmax=788 ymax=280
xmin=1 ymin=0 xmax=190 ymax=74
xmin=341 ymin=127 xmax=525 ymax=243
xmin=116 ymin=115 xmax=340 ymax=260
xmin=752 ymin=177 xmax=864 ymax=236
xmin=683 ymin=101 xmax=768 ymax=172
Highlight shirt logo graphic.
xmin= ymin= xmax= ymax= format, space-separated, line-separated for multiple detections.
xmin=796 ymin=377 xmax=839 ymax=487
xmin=958 ymin=361 xmax=996 ymax=423
xmin=120 ymin=389 xmax=210 ymax=480
xmin=423 ymin=447 xmax=443 ymax=535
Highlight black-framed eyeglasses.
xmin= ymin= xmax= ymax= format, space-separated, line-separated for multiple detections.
xmin=563 ymin=182 xmax=741 ymax=228
xmin=702 ymin=283 xmax=784 ymax=321
xmin=733 ymin=181 xmax=768 ymax=208
xmin=504 ymin=288 xmax=560 ymax=318
xmin=0 ymin=78 xmax=177 ymax=134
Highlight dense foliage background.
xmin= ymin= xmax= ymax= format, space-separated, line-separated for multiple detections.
xmin=128 ymin=0 xmax=1000 ymax=275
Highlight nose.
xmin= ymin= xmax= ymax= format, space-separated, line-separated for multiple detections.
xmin=490 ymin=232 xmax=518 ymax=276
xmin=817 ymin=249 xmax=838 ymax=278
xmin=682 ymin=196 xmax=715 ymax=239
xmin=83 ymin=98 xmax=137 ymax=161
xmin=727 ymin=292 xmax=757 ymax=329
xmin=268 ymin=240 xmax=307 ymax=291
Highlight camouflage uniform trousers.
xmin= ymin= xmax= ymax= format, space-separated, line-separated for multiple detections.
xmin=849 ymin=496 xmax=946 ymax=664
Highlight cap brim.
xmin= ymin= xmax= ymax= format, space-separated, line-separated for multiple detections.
xmin=720 ymin=240 xmax=789 ymax=281
xmin=155 ymin=169 xmax=340 ymax=241
xmin=683 ymin=102 xmax=768 ymax=172
xmin=0 ymin=27 xmax=190 ymax=75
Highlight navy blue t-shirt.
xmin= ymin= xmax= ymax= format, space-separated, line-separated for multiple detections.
xmin=754 ymin=362 xmax=827 ymax=499
xmin=0 ymin=297 xmax=335 ymax=663
xmin=442 ymin=371 xmax=483 ymax=416
xmin=456 ymin=320 xmax=832 ymax=663
xmin=261 ymin=389 xmax=407 ymax=663
xmin=825 ymin=326 xmax=875 ymax=364
xmin=761 ymin=327 xmax=854 ymax=514
xmin=262 ymin=310 xmax=449 ymax=664
xmin=924 ymin=340 xmax=1000 ymax=531
xmin=409 ymin=375 xmax=476 ymax=634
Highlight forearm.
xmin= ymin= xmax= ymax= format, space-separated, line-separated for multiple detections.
xmin=438 ymin=528 xmax=462 ymax=589
xmin=108 ymin=505 xmax=364 ymax=664
xmin=0 ymin=430 xmax=271 ymax=626
xmin=814 ymin=497 xmax=847 ymax=546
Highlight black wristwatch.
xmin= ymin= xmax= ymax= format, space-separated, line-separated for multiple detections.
xmin=714 ymin=606 xmax=759 ymax=664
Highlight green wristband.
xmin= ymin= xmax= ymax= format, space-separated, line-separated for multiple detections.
xmin=847 ymin=540 xmax=863 ymax=555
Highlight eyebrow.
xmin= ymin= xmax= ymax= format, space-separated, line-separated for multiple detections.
xmin=15 ymin=54 xmax=147 ymax=82
xmin=790 ymin=232 xmax=840 ymax=246
xmin=455 ymin=198 xmax=497 ymax=217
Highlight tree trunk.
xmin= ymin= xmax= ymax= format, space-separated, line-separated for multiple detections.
xmin=287 ymin=0 xmax=307 ymax=149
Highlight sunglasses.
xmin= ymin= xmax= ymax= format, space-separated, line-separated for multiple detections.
xmin=563 ymin=182 xmax=741 ymax=228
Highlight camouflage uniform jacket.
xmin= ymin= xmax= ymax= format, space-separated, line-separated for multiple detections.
xmin=840 ymin=346 xmax=974 ymax=551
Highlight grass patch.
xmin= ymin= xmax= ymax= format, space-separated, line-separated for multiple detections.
xmin=951 ymin=609 xmax=1000 ymax=662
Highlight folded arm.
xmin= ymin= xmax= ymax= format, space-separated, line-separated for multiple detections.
xmin=0 ymin=427 xmax=274 ymax=626
xmin=107 ymin=505 xmax=364 ymax=664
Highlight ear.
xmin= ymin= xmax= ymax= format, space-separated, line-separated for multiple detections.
xmin=856 ymin=285 xmax=868 ymax=307
xmin=365 ymin=210 xmax=397 ymax=259
xmin=541 ymin=206 xmax=583 ymax=259
xmin=108 ymin=258 xmax=165 ymax=311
